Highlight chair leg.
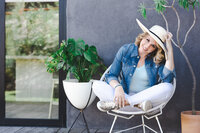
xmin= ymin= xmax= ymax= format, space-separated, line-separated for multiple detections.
xmin=155 ymin=116 xmax=163 ymax=133
xmin=141 ymin=115 xmax=146 ymax=133
xmin=109 ymin=116 xmax=118 ymax=133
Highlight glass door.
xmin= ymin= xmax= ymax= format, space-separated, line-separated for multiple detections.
xmin=5 ymin=1 xmax=59 ymax=119
xmin=0 ymin=0 xmax=66 ymax=127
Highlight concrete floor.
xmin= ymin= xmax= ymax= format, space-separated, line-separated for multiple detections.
xmin=0 ymin=126 xmax=158 ymax=133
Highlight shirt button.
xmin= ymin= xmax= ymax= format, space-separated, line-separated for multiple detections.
xmin=137 ymin=56 xmax=140 ymax=58
xmin=133 ymin=65 xmax=136 ymax=67
xmin=129 ymin=74 xmax=132 ymax=76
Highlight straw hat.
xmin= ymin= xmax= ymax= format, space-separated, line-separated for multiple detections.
xmin=136 ymin=19 xmax=168 ymax=59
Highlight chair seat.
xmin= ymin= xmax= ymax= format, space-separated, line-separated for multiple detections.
xmin=110 ymin=102 xmax=165 ymax=115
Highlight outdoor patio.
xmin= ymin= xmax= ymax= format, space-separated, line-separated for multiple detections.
xmin=0 ymin=126 xmax=97 ymax=133
xmin=0 ymin=126 xmax=180 ymax=133
xmin=1 ymin=0 xmax=200 ymax=132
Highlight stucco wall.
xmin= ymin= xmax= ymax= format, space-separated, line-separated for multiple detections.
xmin=66 ymin=0 xmax=200 ymax=132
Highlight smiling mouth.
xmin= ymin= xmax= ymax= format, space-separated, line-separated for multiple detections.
xmin=143 ymin=46 xmax=147 ymax=51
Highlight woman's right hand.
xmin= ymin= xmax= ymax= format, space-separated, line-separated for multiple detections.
xmin=114 ymin=86 xmax=125 ymax=108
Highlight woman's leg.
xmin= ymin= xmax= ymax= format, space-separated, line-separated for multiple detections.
xmin=127 ymin=83 xmax=174 ymax=107
xmin=92 ymin=80 xmax=115 ymax=101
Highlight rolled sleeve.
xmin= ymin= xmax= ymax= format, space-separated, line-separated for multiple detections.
xmin=163 ymin=67 xmax=176 ymax=77
xmin=105 ymin=74 xmax=119 ymax=83
xmin=159 ymin=66 xmax=176 ymax=83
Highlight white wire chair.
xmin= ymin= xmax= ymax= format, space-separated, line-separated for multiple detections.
xmin=99 ymin=65 xmax=176 ymax=133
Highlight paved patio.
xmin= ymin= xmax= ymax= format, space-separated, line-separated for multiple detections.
xmin=0 ymin=126 xmax=179 ymax=133
xmin=0 ymin=126 xmax=97 ymax=133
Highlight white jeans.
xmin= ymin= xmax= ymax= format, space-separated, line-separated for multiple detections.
xmin=93 ymin=81 xmax=174 ymax=107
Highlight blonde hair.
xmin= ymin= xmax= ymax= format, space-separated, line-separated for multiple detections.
xmin=135 ymin=32 xmax=165 ymax=64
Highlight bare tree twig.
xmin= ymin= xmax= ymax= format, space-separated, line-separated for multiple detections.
xmin=146 ymin=8 xmax=155 ymax=10
xmin=183 ymin=8 xmax=196 ymax=47
xmin=171 ymin=39 xmax=180 ymax=48
xmin=172 ymin=6 xmax=181 ymax=47
xmin=160 ymin=11 xmax=179 ymax=48
xmin=172 ymin=0 xmax=175 ymax=6
xmin=160 ymin=12 xmax=169 ymax=31
xmin=162 ymin=5 xmax=172 ymax=8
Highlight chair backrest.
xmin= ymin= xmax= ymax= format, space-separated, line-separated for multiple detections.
xmin=100 ymin=65 xmax=176 ymax=109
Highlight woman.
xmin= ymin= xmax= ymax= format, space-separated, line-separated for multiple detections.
xmin=93 ymin=19 xmax=175 ymax=112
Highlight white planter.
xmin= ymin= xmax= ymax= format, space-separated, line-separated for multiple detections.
xmin=63 ymin=79 xmax=96 ymax=109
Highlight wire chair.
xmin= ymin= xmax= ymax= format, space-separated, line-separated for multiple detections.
xmin=99 ymin=65 xmax=176 ymax=133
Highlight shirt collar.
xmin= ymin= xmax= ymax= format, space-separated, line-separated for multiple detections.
xmin=130 ymin=43 xmax=139 ymax=57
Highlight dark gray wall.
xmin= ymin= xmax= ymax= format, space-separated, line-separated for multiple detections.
xmin=66 ymin=0 xmax=200 ymax=132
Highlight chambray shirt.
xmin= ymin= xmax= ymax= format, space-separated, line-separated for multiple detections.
xmin=105 ymin=43 xmax=176 ymax=94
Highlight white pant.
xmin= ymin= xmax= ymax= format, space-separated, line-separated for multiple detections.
xmin=92 ymin=81 xmax=174 ymax=107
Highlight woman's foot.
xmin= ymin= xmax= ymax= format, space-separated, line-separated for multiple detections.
xmin=137 ymin=100 xmax=153 ymax=112
xmin=97 ymin=101 xmax=118 ymax=112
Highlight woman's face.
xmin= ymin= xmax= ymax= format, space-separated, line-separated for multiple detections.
xmin=139 ymin=35 xmax=158 ymax=56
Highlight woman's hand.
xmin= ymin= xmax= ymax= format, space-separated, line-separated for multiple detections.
xmin=114 ymin=86 xmax=125 ymax=108
xmin=165 ymin=32 xmax=173 ymax=52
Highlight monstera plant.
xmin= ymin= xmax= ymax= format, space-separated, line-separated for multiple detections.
xmin=46 ymin=38 xmax=105 ymax=82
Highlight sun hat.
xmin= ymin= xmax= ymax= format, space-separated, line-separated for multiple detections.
xmin=136 ymin=19 xmax=168 ymax=60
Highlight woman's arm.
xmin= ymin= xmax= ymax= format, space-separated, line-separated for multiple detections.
xmin=109 ymin=80 xmax=125 ymax=108
xmin=165 ymin=32 xmax=174 ymax=71
xmin=105 ymin=44 xmax=131 ymax=108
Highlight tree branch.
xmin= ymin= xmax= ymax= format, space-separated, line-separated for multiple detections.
xmin=182 ymin=8 xmax=196 ymax=47
xmin=160 ymin=12 xmax=179 ymax=48
xmin=180 ymin=47 xmax=197 ymax=115
xmin=171 ymin=39 xmax=180 ymax=48
xmin=172 ymin=0 xmax=175 ymax=6
xmin=172 ymin=6 xmax=181 ymax=47
xmin=160 ymin=12 xmax=169 ymax=31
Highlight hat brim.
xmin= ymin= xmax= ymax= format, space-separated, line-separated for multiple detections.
xmin=136 ymin=19 xmax=168 ymax=59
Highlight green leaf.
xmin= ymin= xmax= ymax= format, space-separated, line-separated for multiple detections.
xmin=84 ymin=47 xmax=98 ymax=64
xmin=153 ymin=0 xmax=166 ymax=13
xmin=60 ymin=40 xmax=66 ymax=47
xmin=138 ymin=3 xmax=147 ymax=19
xmin=83 ymin=50 xmax=93 ymax=63
xmin=76 ymin=39 xmax=85 ymax=50
xmin=179 ymin=0 xmax=190 ymax=9
xmin=67 ymin=38 xmax=75 ymax=45
xmin=66 ymin=68 xmax=71 ymax=80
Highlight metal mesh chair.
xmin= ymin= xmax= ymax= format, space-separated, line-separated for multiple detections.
xmin=99 ymin=65 xmax=176 ymax=133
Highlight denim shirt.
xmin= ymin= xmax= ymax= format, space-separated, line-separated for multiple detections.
xmin=105 ymin=43 xmax=176 ymax=94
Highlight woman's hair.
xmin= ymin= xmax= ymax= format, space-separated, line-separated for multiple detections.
xmin=135 ymin=32 xmax=165 ymax=64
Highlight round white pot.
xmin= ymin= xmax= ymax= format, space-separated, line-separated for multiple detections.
xmin=63 ymin=79 xmax=96 ymax=109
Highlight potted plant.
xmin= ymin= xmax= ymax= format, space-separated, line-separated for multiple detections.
xmin=45 ymin=38 xmax=106 ymax=109
xmin=139 ymin=0 xmax=200 ymax=132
